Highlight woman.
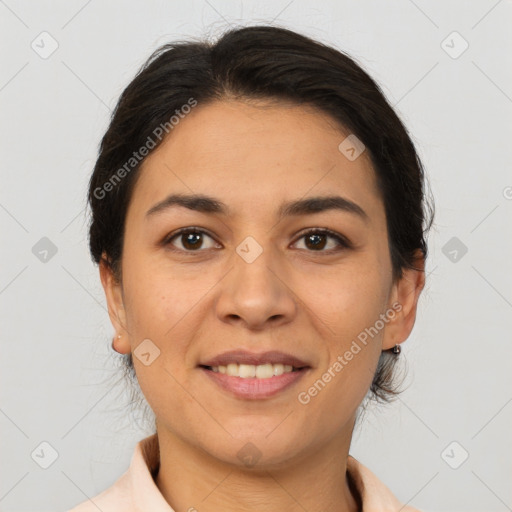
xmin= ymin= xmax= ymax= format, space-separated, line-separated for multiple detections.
xmin=70 ymin=24 xmax=433 ymax=512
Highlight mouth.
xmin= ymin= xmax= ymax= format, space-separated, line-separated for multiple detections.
xmin=199 ymin=362 xmax=305 ymax=378
xmin=199 ymin=349 xmax=310 ymax=371
xmin=198 ymin=350 xmax=311 ymax=400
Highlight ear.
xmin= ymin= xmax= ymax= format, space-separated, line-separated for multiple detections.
xmin=381 ymin=250 xmax=426 ymax=350
xmin=99 ymin=254 xmax=131 ymax=354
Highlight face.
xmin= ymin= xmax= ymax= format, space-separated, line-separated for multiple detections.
xmin=101 ymin=99 xmax=424 ymax=468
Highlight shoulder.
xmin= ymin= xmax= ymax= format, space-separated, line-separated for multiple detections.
xmin=347 ymin=455 xmax=423 ymax=511
xmin=66 ymin=471 xmax=133 ymax=512
xmin=66 ymin=434 xmax=162 ymax=512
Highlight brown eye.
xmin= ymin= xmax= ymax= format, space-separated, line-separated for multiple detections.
xmin=294 ymin=229 xmax=350 ymax=252
xmin=164 ymin=228 xmax=219 ymax=252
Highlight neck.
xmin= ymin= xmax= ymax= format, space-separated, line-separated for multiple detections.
xmin=154 ymin=420 xmax=360 ymax=512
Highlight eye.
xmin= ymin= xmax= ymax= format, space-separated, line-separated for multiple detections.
xmin=163 ymin=227 xmax=220 ymax=252
xmin=293 ymin=228 xmax=351 ymax=252
xmin=163 ymin=227 xmax=351 ymax=253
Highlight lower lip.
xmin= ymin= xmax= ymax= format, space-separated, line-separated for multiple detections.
xmin=199 ymin=367 xmax=309 ymax=399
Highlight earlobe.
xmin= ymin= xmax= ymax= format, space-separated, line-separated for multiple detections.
xmin=112 ymin=333 xmax=131 ymax=354
xmin=99 ymin=254 xmax=130 ymax=353
xmin=382 ymin=250 xmax=426 ymax=351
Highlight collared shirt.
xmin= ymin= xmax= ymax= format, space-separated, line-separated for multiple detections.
xmin=68 ymin=434 xmax=421 ymax=512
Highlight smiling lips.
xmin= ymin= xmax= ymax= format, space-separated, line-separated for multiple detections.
xmin=199 ymin=349 xmax=311 ymax=399
xmin=210 ymin=362 xmax=296 ymax=379
xmin=200 ymin=349 xmax=310 ymax=369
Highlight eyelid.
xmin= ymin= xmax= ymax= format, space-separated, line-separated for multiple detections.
xmin=163 ymin=226 xmax=352 ymax=255
xmin=292 ymin=227 xmax=352 ymax=250
xmin=162 ymin=226 xmax=219 ymax=249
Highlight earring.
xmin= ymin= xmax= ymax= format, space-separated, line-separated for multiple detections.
xmin=392 ymin=344 xmax=401 ymax=355
xmin=112 ymin=334 xmax=122 ymax=350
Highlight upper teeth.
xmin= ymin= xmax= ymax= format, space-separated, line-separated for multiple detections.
xmin=210 ymin=363 xmax=296 ymax=379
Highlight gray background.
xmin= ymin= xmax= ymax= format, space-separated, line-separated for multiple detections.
xmin=1 ymin=1 xmax=511 ymax=511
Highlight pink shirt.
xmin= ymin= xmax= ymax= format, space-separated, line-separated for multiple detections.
xmin=68 ymin=434 xmax=421 ymax=512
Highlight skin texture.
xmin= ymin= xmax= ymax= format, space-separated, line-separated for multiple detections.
xmin=100 ymin=99 xmax=425 ymax=512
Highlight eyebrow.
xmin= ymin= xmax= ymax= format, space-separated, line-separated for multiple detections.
xmin=145 ymin=193 xmax=369 ymax=223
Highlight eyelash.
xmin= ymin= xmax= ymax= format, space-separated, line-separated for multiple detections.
xmin=162 ymin=227 xmax=351 ymax=254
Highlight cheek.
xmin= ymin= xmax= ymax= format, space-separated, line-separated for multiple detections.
xmin=296 ymin=262 xmax=388 ymax=402
xmin=132 ymin=357 xmax=192 ymax=428
xmin=121 ymin=254 xmax=196 ymax=334
xmin=300 ymin=261 xmax=389 ymax=340
xmin=299 ymin=326 xmax=382 ymax=428
xmin=121 ymin=257 xmax=216 ymax=378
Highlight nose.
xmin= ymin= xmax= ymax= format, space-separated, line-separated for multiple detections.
xmin=214 ymin=242 xmax=297 ymax=331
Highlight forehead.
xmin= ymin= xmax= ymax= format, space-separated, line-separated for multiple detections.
xmin=127 ymin=99 xmax=383 ymax=222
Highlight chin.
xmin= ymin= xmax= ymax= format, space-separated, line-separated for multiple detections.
xmin=207 ymin=428 xmax=306 ymax=470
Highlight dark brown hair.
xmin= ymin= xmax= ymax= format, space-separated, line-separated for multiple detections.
xmin=88 ymin=24 xmax=434 ymax=416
